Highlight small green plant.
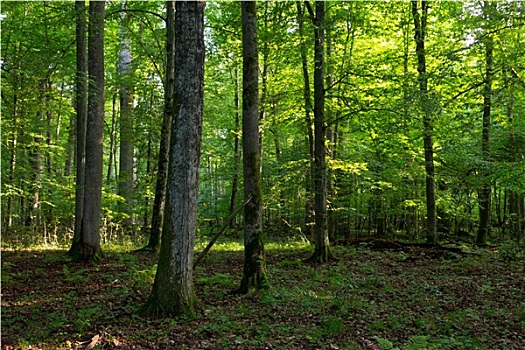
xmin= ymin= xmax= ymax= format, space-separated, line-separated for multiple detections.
xmin=376 ymin=335 xmax=436 ymax=350
xmin=197 ymin=273 xmax=232 ymax=287
xmin=498 ymin=243 xmax=525 ymax=261
xmin=278 ymin=259 xmax=303 ymax=267
xmin=322 ymin=315 xmax=344 ymax=336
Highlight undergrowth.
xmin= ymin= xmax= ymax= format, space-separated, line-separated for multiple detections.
xmin=2 ymin=237 xmax=524 ymax=349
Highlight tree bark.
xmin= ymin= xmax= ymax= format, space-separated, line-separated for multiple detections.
xmin=140 ymin=0 xmax=205 ymax=316
xmin=70 ymin=0 xmax=105 ymax=262
xmin=141 ymin=0 xmax=175 ymax=252
xmin=236 ymin=0 xmax=268 ymax=294
xmin=412 ymin=0 xmax=437 ymax=245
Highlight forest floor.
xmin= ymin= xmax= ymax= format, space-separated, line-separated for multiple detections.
xmin=2 ymin=237 xmax=524 ymax=350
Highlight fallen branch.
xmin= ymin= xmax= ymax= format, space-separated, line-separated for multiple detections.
xmin=193 ymin=196 xmax=251 ymax=269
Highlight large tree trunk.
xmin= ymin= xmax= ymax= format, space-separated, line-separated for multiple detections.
xmin=69 ymin=0 xmax=88 ymax=255
xmin=70 ymin=0 xmax=105 ymax=262
xmin=140 ymin=0 xmax=205 ymax=316
xmin=412 ymin=0 xmax=437 ymax=245
xmin=141 ymin=0 xmax=175 ymax=252
xmin=306 ymin=1 xmax=332 ymax=263
xmin=477 ymin=1 xmax=494 ymax=245
xmin=236 ymin=0 xmax=268 ymax=294
xmin=118 ymin=4 xmax=135 ymax=230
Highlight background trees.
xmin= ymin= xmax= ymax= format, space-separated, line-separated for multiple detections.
xmin=2 ymin=1 xmax=524 ymax=251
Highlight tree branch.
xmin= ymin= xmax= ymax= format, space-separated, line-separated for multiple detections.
xmin=304 ymin=1 xmax=315 ymax=19
xmin=193 ymin=196 xmax=252 ymax=269
xmin=106 ymin=8 xmax=166 ymax=22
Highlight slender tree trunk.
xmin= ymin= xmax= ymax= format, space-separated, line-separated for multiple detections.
xmin=64 ymin=108 xmax=75 ymax=177
xmin=325 ymin=21 xmax=336 ymax=242
xmin=142 ymin=134 xmax=152 ymax=231
xmin=70 ymin=0 xmax=105 ymax=262
xmin=504 ymin=68 xmax=521 ymax=239
xmin=106 ymin=93 xmax=117 ymax=185
xmin=296 ymin=1 xmax=315 ymax=241
xmin=118 ymin=5 xmax=135 ymax=230
xmin=140 ymin=0 xmax=205 ymax=317
xmin=7 ymin=82 xmax=19 ymax=231
xmin=477 ymin=1 xmax=494 ymax=245
xmin=229 ymin=67 xmax=241 ymax=225
xmin=412 ymin=0 xmax=437 ymax=245
xmin=306 ymin=1 xmax=332 ymax=262
xmin=236 ymin=0 xmax=268 ymax=294
xmin=26 ymin=132 xmax=43 ymax=228
xmin=69 ymin=0 xmax=87 ymax=253
xmin=141 ymin=0 xmax=175 ymax=252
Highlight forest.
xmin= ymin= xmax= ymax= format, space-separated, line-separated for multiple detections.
xmin=2 ymin=1 xmax=525 ymax=349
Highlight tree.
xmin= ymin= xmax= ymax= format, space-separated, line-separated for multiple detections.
xmin=476 ymin=0 xmax=495 ymax=245
xmin=412 ymin=0 xmax=437 ymax=245
xmin=306 ymin=1 xmax=332 ymax=262
xmin=140 ymin=0 xmax=205 ymax=316
xmin=140 ymin=0 xmax=175 ymax=252
xmin=69 ymin=0 xmax=87 ymax=254
xmin=296 ymin=1 xmax=315 ymax=241
xmin=236 ymin=0 xmax=268 ymax=294
xmin=118 ymin=2 xmax=135 ymax=230
xmin=69 ymin=0 xmax=105 ymax=262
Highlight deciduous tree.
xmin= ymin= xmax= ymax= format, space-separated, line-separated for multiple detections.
xmin=140 ymin=0 xmax=205 ymax=316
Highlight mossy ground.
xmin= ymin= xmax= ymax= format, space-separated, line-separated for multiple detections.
xmin=2 ymin=237 xmax=524 ymax=349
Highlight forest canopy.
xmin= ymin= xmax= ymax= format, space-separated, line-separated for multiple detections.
xmin=2 ymin=0 xmax=524 ymax=246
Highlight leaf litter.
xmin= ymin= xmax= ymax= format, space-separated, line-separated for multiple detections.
xmin=1 ymin=242 xmax=524 ymax=349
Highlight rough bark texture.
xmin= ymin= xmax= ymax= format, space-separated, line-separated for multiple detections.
xmin=140 ymin=0 xmax=205 ymax=316
xmin=70 ymin=0 xmax=104 ymax=262
xmin=142 ymin=0 xmax=175 ymax=252
xmin=118 ymin=5 xmax=135 ymax=229
xmin=237 ymin=0 xmax=268 ymax=294
xmin=307 ymin=1 xmax=332 ymax=263
xmin=412 ymin=0 xmax=437 ymax=245
xmin=477 ymin=2 xmax=494 ymax=245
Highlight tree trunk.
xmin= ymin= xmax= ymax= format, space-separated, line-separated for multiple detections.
xmin=118 ymin=4 xmax=135 ymax=230
xmin=64 ymin=107 xmax=75 ymax=177
xmin=140 ymin=0 xmax=205 ymax=317
xmin=229 ymin=67 xmax=241 ymax=226
xmin=236 ymin=0 xmax=268 ymax=294
xmin=141 ymin=0 xmax=175 ymax=252
xmin=69 ymin=0 xmax=88 ymax=254
xmin=477 ymin=1 xmax=494 ymax=245
xmin=296 ymin=1 xmax=315 ymax=241
xmin=106 ymin=93 xmax=117 ymax=185
xmin=306 ymin=1 xmax=332 ymax=263
xmin=412 ymin=0 xmax=437 ymax=245
xmin=504 ymin=67 xmax=521 ymax=240
xmin=70 ymin=0 xmax=105 ymax=262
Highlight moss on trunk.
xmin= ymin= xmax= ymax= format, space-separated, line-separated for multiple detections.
xmin=68 ymin=241 xmax=103 ymax=263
